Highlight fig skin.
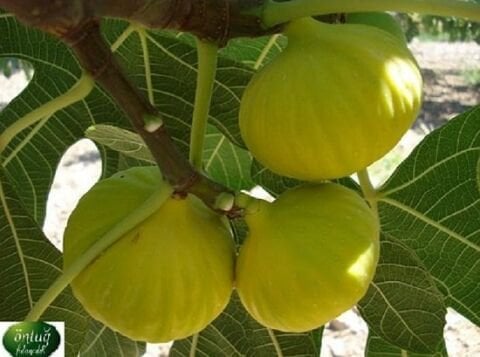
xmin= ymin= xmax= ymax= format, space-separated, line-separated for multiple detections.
xmin=236 ymin=183 xmax=379 ymax=332
xmin=63 ymin=167 xmax=235 ymax=342
xmin=239 ymin=17 xmax=423 ymax=181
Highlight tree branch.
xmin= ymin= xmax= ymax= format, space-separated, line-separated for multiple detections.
xmin=93 ymin=0 xmax=278 ymax=45
xmin=0 ymin=0 xmax=278 ymax=45
xmin=61 ymin=20 xmax=237 ymax=213
xmin=0 ymin=0 xmax=94 ymax=37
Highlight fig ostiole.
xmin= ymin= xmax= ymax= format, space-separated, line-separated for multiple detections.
xmin=63 ymin=167 xmax=235 ymax=342
xmin=236 ymin=183 xmax=379 ymax=332
xmin=239 ymin=17 xmax=422 ymax=181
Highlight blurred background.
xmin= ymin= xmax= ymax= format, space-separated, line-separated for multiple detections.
xmin=1 ymin=13 xmax=479 ymax=357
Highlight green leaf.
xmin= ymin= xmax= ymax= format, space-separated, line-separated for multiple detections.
xmin=365 ymin=332 xmax=448 ymax=357
xmin=203 ymin=125 xmax=253 ymax=190
xmin=251 ymin=160 xmax=302 ymax=196
xmin=86 ymin=124 xmax=253 ymax=191
xmin=251 ymin=160 xmax=359 ymax=196
xmin=0 ymin=168 xmax=87 ymax=356
xmin=0 ymin=15 xmax=127 ymax=223
xmin=358 ymin=236 xmax=446 ymax=353
xmin=102 ymin=19 xmax=253 ymax=149
xmin=79 ymin=318 xmax=146 ymax=357
xmin=169 ymin=294 xmax=321 ymax=357
xmin=220 ymin=35 xmax=286 ymax=69
xmin=379 ymin=106 xmax=480 ymax=326
xmin=86 ymin=125 xmax=155 ymax=164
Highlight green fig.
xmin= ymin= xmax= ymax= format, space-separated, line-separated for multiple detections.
xmin=63 ymin=167 xmax=235 ymax=342
xmin=240 ymin=17 xmax=422 ymax=181
xmin=236 ymin=183 xmax=379 ymax=332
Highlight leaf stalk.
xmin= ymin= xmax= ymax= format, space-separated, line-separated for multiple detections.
xmin=262 ymin=0 xmax=480 ymax=27
xmin=190 ymin=39 xmax=219 ymax=170
xmin=0 ymin=73 xmax=94 ymax=156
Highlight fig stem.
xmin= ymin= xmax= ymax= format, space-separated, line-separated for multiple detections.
xmin=189 ymin=333 xmax=199 ymax=357
xmin=189 ymin=38 xmax=219 ymax=170
xmin=24 ymin=186 xmax=173 ymax=321
xmin=267 ymin=328 xmax=284 ymax=357
xmin=0 ymin=72 xmax=94 ymax=156
xmin=136 ymin=26 xmax=155 ymax=106
xmin=262 ymin=0 xmax=480 ymax=27
xmin=357 ymin=168 xmax=378 ymax=213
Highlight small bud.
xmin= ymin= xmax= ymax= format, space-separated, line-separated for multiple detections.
xmin=214 ymin=192 xmax=236 ymax=212
xmin=143 ymin=114 xmax=163 ymax=132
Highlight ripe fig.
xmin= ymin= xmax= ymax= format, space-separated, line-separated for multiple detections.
xmin=236 ymin=183 xmax=379 ymax=332
xmin=240 ymin=17 xmax=422 ymax=180
xmin=345 ymin=12 xmax=407 ymax=43
xmin=63 ymin=167 xmax=235 ymax=342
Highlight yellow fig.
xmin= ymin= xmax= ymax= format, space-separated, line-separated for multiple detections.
xmin=63 ymin=167 xmax=235 ymax=342
xmin=236 ymin=183 xmax=379 ymax=332
xmin=240 ymin=17 xmax=423 ymax=180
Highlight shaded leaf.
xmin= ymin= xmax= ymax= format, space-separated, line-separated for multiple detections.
xmin=0 ymin=14 xmax=127 ymax=223
xmin=0 ymin=168 xmax=87 ymax=356
xmin=251 ymin=160 xmax=302 ymax=196
xmin=379 ymin=106 xmax=480 ymax=326
xmin=203 ymin=125 xmax=253 ymax=190
xmin=86 ymin=125 xmax=154 ymax=164
xmin=359 ymin=236 xmax=446 ymax=353
xmin=79 ymin=318 xmax=146 ymax=357
xmin=221 ymin=35 xmax=286 ymax=69
xmin=170 ymin=294 xmax=321 ymax=357
xmin=252 ymin=160 xmax=359 ymax=196
xmin=102 ymin=19 xmax=253 ymax=149
xmin=365 ymin=332 xmax=447 ymax=357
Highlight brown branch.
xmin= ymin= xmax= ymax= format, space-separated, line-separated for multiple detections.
xmin=62 ymin=20 xmax=239 ymax=214
xmin=0 ymin=0 xmax=93 ymax=37
xmin=93 ymin=0 xmax=279 ymax=45
xmin=0 ymin=0 xmax=279 ymax=45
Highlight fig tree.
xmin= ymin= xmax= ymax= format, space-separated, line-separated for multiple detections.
xmin=236 ymin=183 xmax=379 ymax=332
xmin=240 ymin=17 xmax=423 ymax=180
xmin=63 ymin=167 xmax=235 ymax=342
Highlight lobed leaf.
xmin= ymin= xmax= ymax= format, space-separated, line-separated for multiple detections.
xmin=79 ymin=318 xmax=145 ymax=357
xmin=220 ymin=35 xmax=286 ymax=69
xmin=0 ymin=168 xmax=87 ymax=356
xmin=365 ymin=332 xmax=448 ymax=357
xmin=170 ymin=294 xmax=321 ymax=357
xmin=0 ymin=14 xmax=127 ymax=223
xmin=359 ymin=236 xmax=446 ymax=353
xmin=379 ymin=106 xmax=480 ymax=326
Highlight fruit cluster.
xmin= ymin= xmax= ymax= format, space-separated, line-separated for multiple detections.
xmin=235 ymin=14 xmax=421 ymax=333
xmin=64 ymin=14 xmax=421 ymax=342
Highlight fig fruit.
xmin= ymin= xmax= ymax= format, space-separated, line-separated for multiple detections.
xmin=236 ymin=183 xmax=379 ymax=332
xmin=345 ymin=12 xmax=407 ymax=43
xmin=63 ymin=167 xmax=235 ymax=342
xmin=240 ymin=17 xmax=422 ymax=180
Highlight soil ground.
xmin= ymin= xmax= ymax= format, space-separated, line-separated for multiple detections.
xmin=1 ymin=40 xmax=479 ymax=356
